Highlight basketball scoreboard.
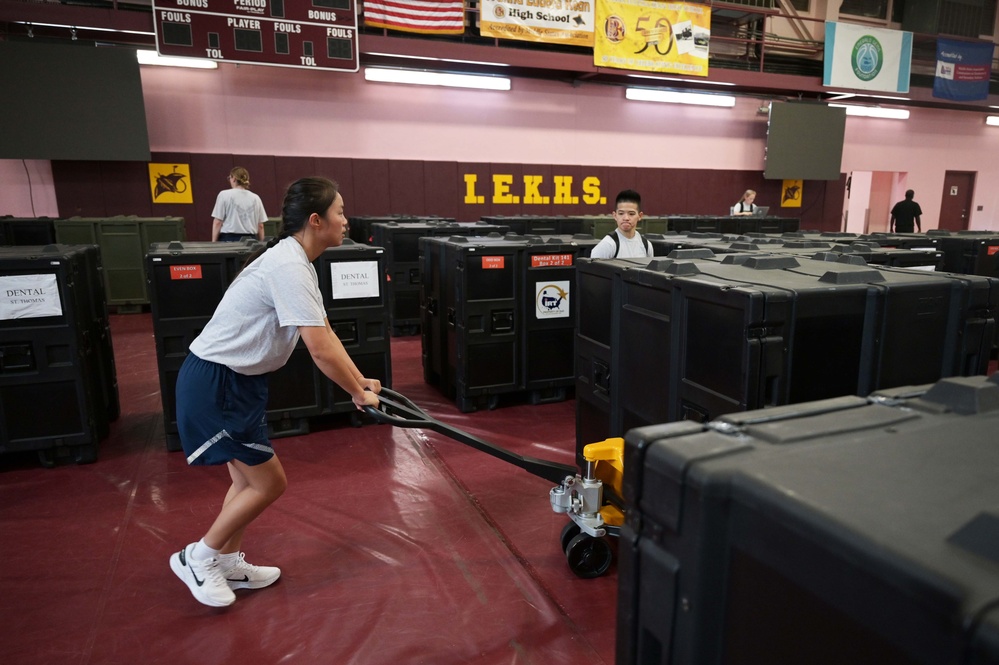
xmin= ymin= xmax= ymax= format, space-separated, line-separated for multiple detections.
xmin=151 ymin=0 xmax=358 ymax=71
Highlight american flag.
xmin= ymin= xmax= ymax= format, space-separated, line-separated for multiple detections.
xmin=364 ymin=0 xmax=466 ymax=35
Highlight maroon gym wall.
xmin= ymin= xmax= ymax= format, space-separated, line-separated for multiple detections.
xmin=52 ymin=154 xmax=846 ymax=240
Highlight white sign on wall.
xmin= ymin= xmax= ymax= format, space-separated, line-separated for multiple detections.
xmin=535 ymin=280 xmax=570 ymax=319
xmin=0 ymin=274 xmax=63 ymax=320
xmin=329 ymin=261 xmax=380 ymax=300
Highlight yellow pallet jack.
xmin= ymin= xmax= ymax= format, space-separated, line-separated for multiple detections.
xmin=365 ymin=387 xmax=624 ymax=578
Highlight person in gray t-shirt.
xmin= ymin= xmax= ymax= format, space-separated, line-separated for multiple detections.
xmin=169 ymin=177 xmax=381 ymax=608
xmin=211 ymin=166 xmax=268 ymax=242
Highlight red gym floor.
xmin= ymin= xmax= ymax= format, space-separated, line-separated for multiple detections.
xmin=0 ymin=314 xmax=617 ymax=665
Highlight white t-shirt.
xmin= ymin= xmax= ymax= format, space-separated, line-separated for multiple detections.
xmin=212 ymin=188 xmax=268 ymax=235
xmin=732 ymin=201 xmax=758 ymax=215
xmin=189 ymin=237 xmax=326 ymax=375
xmin=589 ymin=229 xmax=653 ymax=259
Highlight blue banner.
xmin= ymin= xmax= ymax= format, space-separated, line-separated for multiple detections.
xmin=933 ymin=38 xmax=993 ymax=102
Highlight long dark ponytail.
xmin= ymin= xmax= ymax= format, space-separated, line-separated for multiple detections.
xmin=242 ymin=177 xmax=339 ymax=269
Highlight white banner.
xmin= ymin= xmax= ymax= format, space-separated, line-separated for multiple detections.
xmin=480 ymin=0 xmax=595 ymax=47
xmin=0 ymin=274 xmax=63 ymax=320
xmin=535 ymin=280 xmax=570 ymax=319
xmin=823 ymin=22 xmax=912 ymax=93
xmin=329 ymin=261 xmax=380 ymax=300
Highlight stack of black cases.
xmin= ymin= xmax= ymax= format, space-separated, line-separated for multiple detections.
xmin=420 ymin=234 xmax=582 ymax=412
xmin=646 ymin=233 xmax=946 ymax=270
xmin=0 ymin=244 xmax=118 ymax=465
xmin=147 ymin=240 xmax=391 ymax=451
xmin=575 ymin=252 xmax=998 ymax=460
xmin=369 ymin=221 xmax=509 ymax=335
xmin=478 ymin=215 xmax=586 ymax=236
xmin=929 ymin=231 xmax=999 ymax=277
xmin=346 ymin=215 xmax=455 ymax=246
xmin=618 ymin=373 xmax=999 ymax=665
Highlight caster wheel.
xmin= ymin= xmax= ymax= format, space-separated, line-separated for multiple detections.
xmin=560 ymin=521 xmax=581 ymax=554
xmin=565 ymin=533 xmax=612 ymax=579
xmin=73 ymin=444 xmax=98 ymax=465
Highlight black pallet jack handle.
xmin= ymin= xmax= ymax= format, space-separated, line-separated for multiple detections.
xmin=363 ymin=387 xmax=577 ymax=485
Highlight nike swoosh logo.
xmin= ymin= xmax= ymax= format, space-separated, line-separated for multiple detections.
xmin=179 ymin=548 xmax=205 ymax=587
xmin=228 ymin=575 xmax=249 ymax=583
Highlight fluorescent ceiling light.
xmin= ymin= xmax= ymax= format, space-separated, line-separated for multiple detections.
xmin=986 ymin=116 xmax=999 ymax=126
xmin=829 ymin=103 xmax=909 ymax=120
xmin=625 ymin=87 xmax=736 ymax=107
xmin=363 ymin=67 xmax=510 ymax=91
xmin=136 ymin=50 xmax=218 ymax=69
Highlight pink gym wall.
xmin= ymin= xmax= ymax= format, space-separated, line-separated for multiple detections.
xmin=2 ymin=61 xmax=997 ymax=229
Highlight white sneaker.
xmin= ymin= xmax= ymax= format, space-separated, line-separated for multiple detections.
xmin=222 ymin=552 xmax=281 ymax=590
xmin=169 ymin=543 xmax=236 ymax=607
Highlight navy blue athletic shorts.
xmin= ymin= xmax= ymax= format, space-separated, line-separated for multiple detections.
xmin=175 ymin=353 xmax=274 ymax=466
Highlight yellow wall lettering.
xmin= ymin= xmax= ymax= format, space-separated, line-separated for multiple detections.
xmin=492 ymin=174 xmax=518 ymax=204
xmin=460 ymin=173 xmax=603 ymax=206
xmin=582 ymin=177 xmax=604 ymax=205
xmin=553 ymin=176 xmax=576 ymax=204
xmin=463 ymin=173 xmax=485 ymax=204
xmin=523 ymin=175 xmax=548 ymax=204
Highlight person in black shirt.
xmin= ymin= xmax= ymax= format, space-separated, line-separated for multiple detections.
xmin=890 ymin=189 xmax=923 ymax=233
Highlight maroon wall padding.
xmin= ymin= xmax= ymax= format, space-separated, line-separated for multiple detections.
xmin=315 ymin=156 xmax=355 ymax=218
xmin=51 ymin=153 xmax=845 ymax=239
xmin=423 ymin=161 xmax=460 ymax=220
xmin=351 ymin=159 xmax=392 ymax=217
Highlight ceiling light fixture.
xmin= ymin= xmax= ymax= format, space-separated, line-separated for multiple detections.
xmin=625 ymin=87 xmax=736 ymax=108
xmin=829 ymin=103 xmax=909 ymax=120
xmin=136 ymin=50 xmax=219 ymax=69
xmin=986 ymin=116 xmax=999 ymax=126
xmin=363 ymin=67 xmax=511 ymax=91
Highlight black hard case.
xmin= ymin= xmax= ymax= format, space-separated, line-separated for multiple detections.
xmin=370 ymin=221 xmax=508 ymax=334
xmin=930 ymin=231 xmax=999 ymax=277
xmin=617 ymin=374 xmax=999 ymax=665
xmin=0 ymin=244 xmax=117 ymax=464
xmin=619 ymin=254 xmax=996 ymax=428
xmin=314 ymin=241 xmax=393 ymax=417
xmin=573 ymin=256 xmax=656 ymax=461
xmin=420 ymin=234 xmax=582 ymax=412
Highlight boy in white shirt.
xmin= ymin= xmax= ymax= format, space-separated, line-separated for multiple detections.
xmin=590 ymin=189 xmax=654 ymax=259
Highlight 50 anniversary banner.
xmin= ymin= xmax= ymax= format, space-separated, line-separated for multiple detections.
xmin=594 ymin=0 xmax=710 ymax=76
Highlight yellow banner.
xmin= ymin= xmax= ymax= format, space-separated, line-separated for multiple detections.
xmin=594 ymin=0 xmax=710 ymax=76
xmin=781 ymin=179 xmax=803 ymax=208
xmin=148 ymin=163 xmax=193 ymax=204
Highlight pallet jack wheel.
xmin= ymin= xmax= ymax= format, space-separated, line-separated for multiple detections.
xmin=565 ymin=532 xmax=612 ymax=579
xmin=560 ymin=521 xmax=582 ymax=554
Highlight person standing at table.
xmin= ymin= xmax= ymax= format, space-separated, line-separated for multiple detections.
xmin=731 ymin=189 xmax=759 ymax=216
xmin=212 ymin=166 xmax=268 ymax=242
